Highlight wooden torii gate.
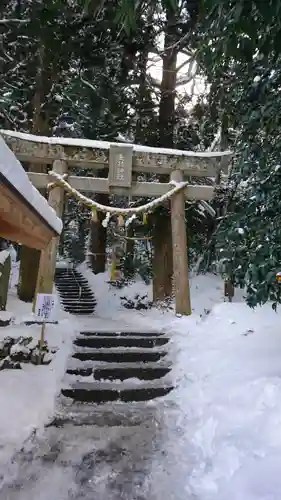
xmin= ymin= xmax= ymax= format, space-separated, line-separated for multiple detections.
xmin=1 ymin=130 xmax=231 ymax=315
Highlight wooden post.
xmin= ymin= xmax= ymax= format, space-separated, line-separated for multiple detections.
xmin=33 ymin=160 xmax=67 ymax=301
xmin=224 ymin=278 xmax=235 ymax=302
xmin=170 ymin=169 xmax=191 ymax=315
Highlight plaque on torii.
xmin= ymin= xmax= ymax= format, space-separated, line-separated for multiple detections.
xmin=108 ymin=145 xmax=133 ymax=191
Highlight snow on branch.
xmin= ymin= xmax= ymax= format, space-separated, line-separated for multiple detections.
xmin=0 ymin=19 xmax=29 ymax=24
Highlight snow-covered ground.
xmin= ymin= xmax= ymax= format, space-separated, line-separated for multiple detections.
xmin=80 ymin=264 xmax=281 ymax=499
xmin=2 ymin=263 xmax=281 ymax=498
xmin=0 ymin=273 xmax=78 ymax=469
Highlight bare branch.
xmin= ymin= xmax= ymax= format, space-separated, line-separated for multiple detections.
xmin=0 ymin=19 xmax=29 ymax=24
xmin=176 ymin=56 xmax=196 ymax=74
xmin=146 ymin=73 xmax=162 ymax=89
xmin=208 ymin=127 xmax=222 ymax=152
xmin=176 ymin=73 xmax=196 ymax=87
xmin=80 ymin=75 xmax=96 ymax=93
xmin=0 ymin=108 xmax=16 ymax=127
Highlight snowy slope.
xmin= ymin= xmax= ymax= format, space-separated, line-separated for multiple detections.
xmin=78 ymin=268 xmax=281 ymax=499
xmin=0 ymin=135 xmax=62 ymax=234
xmin=2 ymin=266 xmax=281 ymax=498
xmin=0 ymin=260 xmax=76 ymax=468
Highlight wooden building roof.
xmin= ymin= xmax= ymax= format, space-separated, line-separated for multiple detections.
xmin=0 ymin=135 xmax=62 ymax=250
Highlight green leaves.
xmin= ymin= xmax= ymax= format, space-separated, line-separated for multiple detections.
xmin=196 ymin=0 xmax=281 ymax=307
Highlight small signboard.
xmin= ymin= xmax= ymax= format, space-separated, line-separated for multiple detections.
xmin=35 ymin=293 xmax=57 ymax=322
xmin=108 ymin=145 xmax=133 ymax=189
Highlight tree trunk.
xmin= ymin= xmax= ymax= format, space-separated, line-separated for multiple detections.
xmin=123 ymin=225 xmax=135 ymax=279
xmin=152 ymin=210 xmax=173 ymax=302
xmin=152 ymin=3 xmax=178 ymax=301
xmin=90 ymin=177 xmax=108 ymax=273
xmin=18 ymin=246 xmax=41 ymax=302
xmin=0 ymin=254 xmax=11 ymax=310
xmin=135 ymin=48 xmax=149 ymax=144
xmin=158 ymin=4 xmax=178 ymax=148
xmin=17 ymin=43 xmax=56 ymax=301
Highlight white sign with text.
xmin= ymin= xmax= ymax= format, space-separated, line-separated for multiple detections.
xmin=35 ymin=293 xmax=58 ymax=322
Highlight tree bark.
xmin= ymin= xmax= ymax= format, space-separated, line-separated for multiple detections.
xmin=152 ymin=3 xmax=178 ymax=301
xmin=17 ymin=42 xmax=57 ymax=301
xmin=152 ymin=209 xmax=173 ymax=302
xmin=0 ymin=254 xmax=11 ymax=310
xmin=135 ymin=48 xmax=150 ymax=144
xmin=90 ymin=168 xmax=108 ymax=273
xmin=18 ymin=246 xmax=41 ymax=302
xmin=158 ymin=3 xmax=178 ymax=148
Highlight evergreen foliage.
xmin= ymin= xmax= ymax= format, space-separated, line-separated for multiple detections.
xmin=198 ymin=0 xmax=281 ymax=307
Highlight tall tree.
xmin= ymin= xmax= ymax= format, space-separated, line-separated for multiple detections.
xmin=152 ymin=0 xmax=199 ymax=301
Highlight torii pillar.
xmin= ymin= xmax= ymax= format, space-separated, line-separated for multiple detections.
xmin=34 ymin=160 xmax=67 ymax=301
xmin=170 ymin=169 xmax=191 ymax=315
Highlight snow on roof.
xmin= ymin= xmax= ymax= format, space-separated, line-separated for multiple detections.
xmin=0 ymin=135 xmax=62 ymax=235
xmin=0 ymin=250 xmax=10 ymax=266
xmin=0 ymin=129 xmax=232 ymax=159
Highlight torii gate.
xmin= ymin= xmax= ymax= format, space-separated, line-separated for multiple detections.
xmin=0 ymin=130 xmax=231 ymax=315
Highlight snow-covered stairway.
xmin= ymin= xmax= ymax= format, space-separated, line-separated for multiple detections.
xmin=62 ymin=330 xmax=173 ymax=404
xmin=55 ymin=267 xmax=96 ymax=315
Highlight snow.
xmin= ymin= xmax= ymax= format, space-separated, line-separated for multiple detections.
xmin=199 ymin=200 xmax=216 ymax=217
xmin=0 ymin=135 xmax=62 ymax=234
xmin=0 ymin=319 xmax=73 ymax=465
xmin=0 ymin=311 xmax=12 ymax=322
xmin=0 ymin=264 xmax=77 ymax=468
xmin=1 ymin=128 xmax=232 ymax=159
xmin=0 ymin=250 xmax=10 ymax=265
xmin=3 ymin=262 xmax=281 ymax=497
xmin=78 ymin=265 xmax=281 ymax=499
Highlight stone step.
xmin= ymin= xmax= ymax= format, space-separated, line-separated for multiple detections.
xmin=61 ymin=300 xmax=96 ymax=305
xmin=59 ymin=292 xmax=93 ymax=299
xmin=55 ymin=272 xmax=75 ymax=277
xmin=55 ymin=268 xmax=96 ymax=316
xmin=64 ymin=308 xmax=95 ymax=315
xmin=62 ymin=298 xmax=96 ymax=304
xmin=63 ymin=306 xmax=96 ymax=311
xmin=79 ymin=330 xmax=165 ymax=337
xmin=64 ymin=303 xmax=95 ymax=308
xmin=64 ymin=309 xmax=95 ymax=316
xmin=60 ymin=295 xmax=94 ymax=305
xmin=57 ymin=287 xmax=94 ymax=297
xmin=57 ymin=284 xmax=90 ymax=290
xmin=56 ymin=280 xmax=91 ymax=286
xmin=56 ymin=278 xmax=89 ymax=285
xmin=72 ymin=347 xmax=168 ymax=363
xmin=74 ymin=335 xmax=169 ymax=349
xmin=55 ymin=274 xmax=88 ymax=279
xmin=67 ymin=363 xmax=171 ymax=381
xmin=56 ymin=285 xmax=92 ymax=292
xmin=50 ymin=399 xmax=170 ymax=427
xmin=67 ymin=357 xmax=171 ymax=370
xmin=64 ymin=306 xmax=95 ymax=312
xmin=61 ymin=380 xmax=173 ymax=403
xmin=56 ymin=277 xmax=88 ymax=281
xmin=57 ymin=269 xmax=82 ymax=273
